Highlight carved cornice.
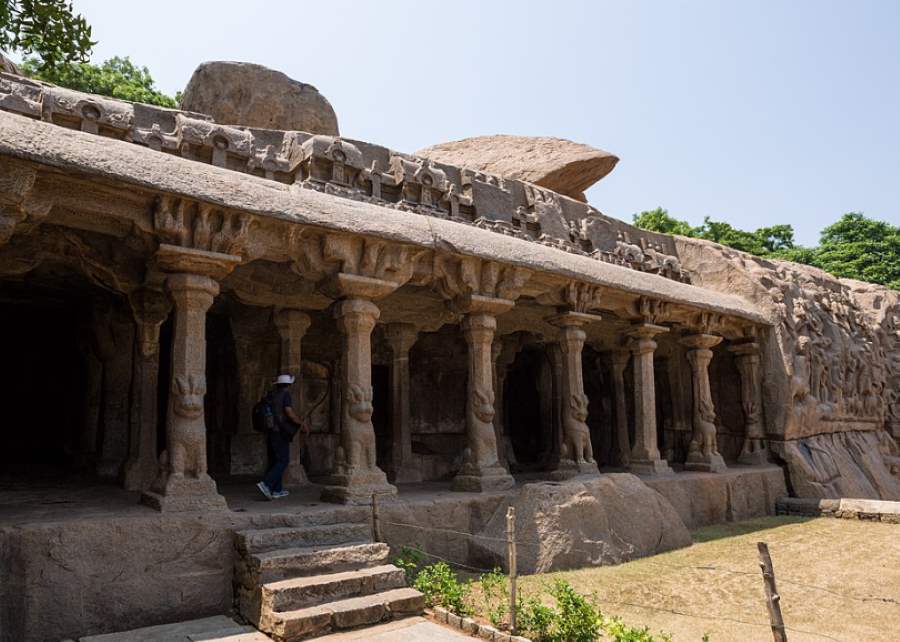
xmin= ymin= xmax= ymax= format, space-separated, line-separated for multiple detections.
xmin=153 ymin=196 xmax=255 ymax=259
xmin=536 ymin=282 xmax=605 ymax=314
xmin=0 ymin=162 xmax=52 ymax=246
xmin=432 ymin=254 xmax=531 ymax=303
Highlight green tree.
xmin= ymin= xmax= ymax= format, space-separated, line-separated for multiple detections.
xmin=0 ymin=0 xmax=93 ymax=66
xmin=814 ymin=212 xmax=900 ymax=289
xmin=20 ymin=55 xmax=179 ymax=107
xmin=632 ymin=207 xmax=699 ymax=237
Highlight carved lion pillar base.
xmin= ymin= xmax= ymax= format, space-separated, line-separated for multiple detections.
xmin=730 ymin=341 xmax=769 ymax=465
xmin=547 ymin=312 xmax=601 ymax=480
xmin=452 ymin=299 xmax=515 ymax=493
xmin=320 ymin=294 xmax=397 ymax=505
xmin=141 ymin=245 xmax=240 ymax=512
xmin=627 ymin=323 xmax=674 ymax=476
xmin=682 ymin=333 xmax=727 ymax=473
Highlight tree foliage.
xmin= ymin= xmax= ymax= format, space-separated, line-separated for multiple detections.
xmin=632 ymin=207 xmax=900 ymax=290
xmin=20 ymin=55 xmax=179 ymax=107
xmin=0 ymin=0 xmax=93 ymax=66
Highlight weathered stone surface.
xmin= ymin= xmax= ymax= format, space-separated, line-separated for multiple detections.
xmin=78 ymin=615 xmax=267 ymax=641
xmin=417 ymin=135 xmax=618 ymax=202
xmin=0 ymin=53 xmax=20 ymax=76
xmin=771 ymin=431 xmax=900 ymax=501
xmin=180 ymin=61 xmax=339 ymax=135
xmin=644 ymin=465 xmax=788 ymax=529
xmin=471 ymin=475 xmax=691 ymax=574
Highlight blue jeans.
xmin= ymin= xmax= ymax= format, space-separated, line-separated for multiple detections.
xmin=263 ymin=431 xmax=290 ymax=493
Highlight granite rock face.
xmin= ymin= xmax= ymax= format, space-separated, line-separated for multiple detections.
xmin=417 ymin=135 xmax=618 ymax=202
xmin=676 ymin=236 xmax=900 ymax=499
xmin=0 ymin=53 xmax=20 ymax=75
xmin=471 ymin=475 xmax=691 ymax=574
xmin=180 ymin=61 xmax=339 ymax=135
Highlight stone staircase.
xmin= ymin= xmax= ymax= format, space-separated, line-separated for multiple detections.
xmin=234 ymin=517 xmax=424 ymax=641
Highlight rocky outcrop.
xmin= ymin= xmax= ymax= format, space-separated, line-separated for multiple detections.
xmin=471 ymin=475 xmax=691 ymax=574
xmin=0 ymin=53 xmax=20 ymax=75
xmin=772 ymin=431 xmax=900 ymax=500
xmin=417 ymin=135 xmax=618 ymax=202
xmin=675 ymin=236 xmax=900 ymax=499
xmin=180 ymin=61 xmax=339 ymax=135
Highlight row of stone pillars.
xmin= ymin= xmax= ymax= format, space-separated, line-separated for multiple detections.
xmin=605 ymin=326 xmax=767 ymax=477
xmin=134 ymin=242 xmax=766 ymax=511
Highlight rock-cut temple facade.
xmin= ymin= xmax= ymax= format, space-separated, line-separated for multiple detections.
xmin=0 ymin=61 xmax=898 ymax=641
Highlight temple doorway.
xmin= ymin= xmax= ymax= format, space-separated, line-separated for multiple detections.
xmin=504 ymin=347 xmax=551 ymax=470
xmin=0 ymin=280 xmax=93 ymax=479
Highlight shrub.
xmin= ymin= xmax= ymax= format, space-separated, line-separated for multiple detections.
xmin=478 ymin=568 xmax=509 ymax=628
xmin=412 ymin=561 xmax=473 ymax=616
xmin=392 ymin=545 xmax=423 ymax=585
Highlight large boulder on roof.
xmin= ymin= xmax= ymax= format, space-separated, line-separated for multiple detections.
xmin=180 ymin=61 xmax=339 ymax=135
xmin=417 ymin=135 xmax=618 ymax=202
xmin=0 ymin=53 xmax=21 ymax=75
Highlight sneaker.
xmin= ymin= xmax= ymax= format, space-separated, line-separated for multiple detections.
xmin=256 ymin=481 xmax=273 ymax=501
xmin=272 ymin=490 xmax=290 ymax=499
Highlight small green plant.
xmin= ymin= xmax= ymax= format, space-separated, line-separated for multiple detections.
xmin=412 ymin=561 xmax=473 ymax=616
xmin=602 ymin=613 xmax=673 ymax=642
xmin=478 ymin=568 xmax=509 ymax=628
xmin=549 ymin=579 xmax=602 ymax=642
xmin=392 ymin=545 xmax=423 ymax=584
xmin=516 ymin=593 xmax=556 ymax=641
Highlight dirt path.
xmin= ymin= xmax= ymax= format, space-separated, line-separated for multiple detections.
xmin=517 ymin=516 xmax=900 ymax=642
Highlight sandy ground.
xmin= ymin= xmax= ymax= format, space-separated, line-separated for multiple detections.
xmin=515 ymin=516 xmax=900 ymax=642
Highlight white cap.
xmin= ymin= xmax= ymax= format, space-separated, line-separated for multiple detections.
xmin=274 ymin=374 xmax=295 ymax=385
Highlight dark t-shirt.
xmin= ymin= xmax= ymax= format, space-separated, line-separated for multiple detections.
xmin=270 ymin=388 xmax=293 ymax=429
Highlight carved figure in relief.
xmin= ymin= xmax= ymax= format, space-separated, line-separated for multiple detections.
xmin=562 ymin=393 xmax=594 ymax=465
xmin=467 ymin=386 xmax=501 ymax=468
xmin=688 ymin=394 xmax=719 ymax=460
xmin=164 ymin=373 xmax=209 ymax=478
xmin=343 ymin=383 xmax=377 ymax=469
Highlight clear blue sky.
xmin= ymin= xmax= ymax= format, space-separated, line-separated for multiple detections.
xmin=42 ymin=1 xmax=900 ymax=245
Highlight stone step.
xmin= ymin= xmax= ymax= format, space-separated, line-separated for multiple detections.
xmin=235 ymin=523 xmax=372 ymax=555
xmin=79 ymin=615 xmax=271 ymax=641
xmin=261 ymin=588 xmax=425 ymax=641
xmin=262 ymin=564 xmax=406 ymax=613
xmin=239 ymin=542 xmax=390 ymax=587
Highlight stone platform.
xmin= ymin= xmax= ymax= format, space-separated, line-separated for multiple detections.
xmin=0 ymin=466 xmax=785 ymax=642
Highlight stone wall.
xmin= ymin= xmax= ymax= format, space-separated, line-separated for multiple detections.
xmin=676 ymin=237 xmax=900 ymax=500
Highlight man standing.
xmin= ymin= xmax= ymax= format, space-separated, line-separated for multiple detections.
xmin=257 ymin=374 xmax=309 ymax=500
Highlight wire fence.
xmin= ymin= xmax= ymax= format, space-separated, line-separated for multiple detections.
xmin=371 ymin=505 xmax=898 ymax=642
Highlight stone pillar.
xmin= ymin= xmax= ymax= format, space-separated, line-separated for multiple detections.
xmin=93 ymin=304 xmax=135 ymax=480
xmin=122 ymin=288 xmax=171 ymax=491
xmin=626 ymin=323 xmax=673 ymax=475
xmin=229 ymin=308 xmax=272 ymax=476
xmin=609 ymin=350 xmax=631 ymax=468
xmin=275 ymin=308 xmax=312 ymax=485
xmin=730 ymin=341 xmax=768 ymax=465
xmin=548 ymin=312 xmax=600 ymax=479
xmin=385 ymin=322 xmax=420 ymax=483
xmin=681 ymin=333 xmax=727 ymax=473
xmin=141 ymin=244 xmax=239 ymax=512
xmin=453 ymin=296 xmax=515 ymax=492
xmin=320 ymin=275 xmax=398 ymax=503
xmin=493 ymin=337 xmax=520 ymax=468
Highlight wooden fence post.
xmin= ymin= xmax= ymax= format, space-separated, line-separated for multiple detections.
xmin=757 ymin=541 xmax=787 ymax=642
xmin=507 ymin=505 xmax=517 ymax=634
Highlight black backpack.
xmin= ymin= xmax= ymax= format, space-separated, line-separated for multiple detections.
xmin=252 ymin=394 xmax=277 ymax=433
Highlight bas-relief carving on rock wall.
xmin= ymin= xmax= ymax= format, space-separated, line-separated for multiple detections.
xmin=675 ymin=236 xmax=900 ymax=499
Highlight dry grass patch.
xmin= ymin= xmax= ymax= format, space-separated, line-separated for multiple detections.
xmin=516 ymin=516 xmax=900 ymax=641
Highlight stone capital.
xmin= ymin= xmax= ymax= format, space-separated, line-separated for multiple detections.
xmin=680 ymin=332 xmax=723 ymax=352
xmin=728 ymin=340 xmax=760 ymax=361
xmin=462 ymin=312 xmax=498 ymax=340
xmin=274 ymin=308 xmax=312 ymax=340
xmin=128 ymin=287 xmax=172 ymax=359
xmin=609 ymin=349 xmax=631 ymax=372
xmin=385 ymin=322 xmax=418 ymax=356
xmin=334 ymin=297 xmax=380 ymax=334
xmin=546 ymin=310 xmax=602 ymax=328
xmin=452 ymin=294 xmax=514 ymax=316
xmin=156 ymin=243 xmax=241 ymax=280
xmin=321 ymin=272 xmax=398 ymax=300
